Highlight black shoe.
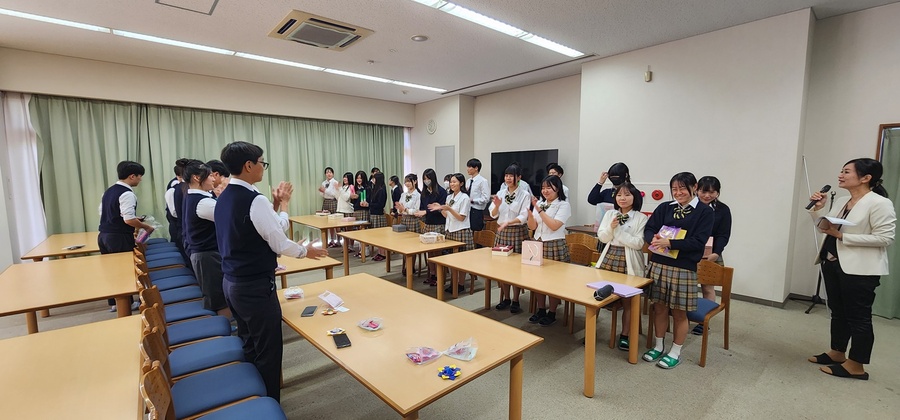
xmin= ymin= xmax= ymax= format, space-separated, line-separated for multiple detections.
xmin=529 ymin=309 xmax=547 ymax=324
xmin=539 ymin=312 xmax=557 ymax=326
xmin=509 ymin=301 xmax=523 ymax=314
xmin=495 ymin=299 xmax=512 ymax=310
xmin=444 ymin=284 xmax=465 ymax=294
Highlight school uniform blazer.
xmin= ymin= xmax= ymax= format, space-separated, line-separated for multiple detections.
xmin=596 ymin=210 xmax=648 ymax=276
xmin=811 ymin=191 xmax=896 ymax=275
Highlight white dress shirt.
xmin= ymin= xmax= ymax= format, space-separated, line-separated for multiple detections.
xmin=531 ymin=198 xmax=571 ymax=241
xmin=98 ymin=181 xmax=138 ymax=220
xmin=187 ymin=189 xmax=216 ymax=222
xmin=467 ymin=174 xmax=489 ymax=210
xmin=490 ymin=185 xmax=530 ymax=224
xmin=164 ymin=184 xmax=178 ymax=217
xmin=401 ymin=189 xmax=421 ymax=215
xmin=444 ymin=191 xmax=471 ymax=232
xmin=321 ymin=178 xmax=340 ymax=199
xmin=229 ymin=178 xmax=306 ymax=258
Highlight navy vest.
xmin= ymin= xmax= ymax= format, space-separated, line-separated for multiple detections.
xmin=99 ymin=183 xmax=135 ymax=234
xmin=215 ymin=184 xmax=277 ymax=281
xmin=184 ymin=192 xmax=218 ymax=255
xmin=173 ymin=183 xmax=186 ymax=236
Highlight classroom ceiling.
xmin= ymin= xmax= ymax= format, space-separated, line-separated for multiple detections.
xmin=0 ymin=0 xmax=895 ymax=105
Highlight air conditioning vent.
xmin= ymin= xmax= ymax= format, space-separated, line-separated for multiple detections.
xmin=268 ymin=11 xmax=373 ymax=51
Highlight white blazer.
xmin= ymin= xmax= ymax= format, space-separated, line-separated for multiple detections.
xmin=596 ymin=210 xmax=648 ymax=276
xmin=811 ymin=191 xmax=895 ymax=275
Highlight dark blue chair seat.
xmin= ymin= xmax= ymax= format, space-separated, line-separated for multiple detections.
xmin=170 ymin=336 xmax=244 ymax=378
xmin=149 ymin=267 xmax=195 ymax=282
xmin=160 ymin=285 xmax=203 ymax=305
xmin=145 ymin=251 xmax=184 ymax=262
xmin=153 ymin=275 xmax=197 ymax=291
xmin=144 ymin=238 xmax=169 ymax=246
xmin=167 ymin=315 xmax=231 ymax=346
xmin=147 ymin=257 xmax=186 ymax=269
xmin=198 ymin=397 xmax=286 ymax=420
xmin=172 ymin=362 xmax=266 ymax=419
xmin=145 ymin=246 xmax=179 ymax=256
xmin=163 ymin=300 xmax=215 ymax=324
xmin=687 ymin=298 xmax=719 ymax=323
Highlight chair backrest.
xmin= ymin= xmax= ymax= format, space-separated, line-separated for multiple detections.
xmin=484 ymin=219 xmax=499 ymax=233
xmin=134 ymin=266 xmax=152 ymax=290
xmin=565 ymin=233 xmax=599 ymax=250
xmin=141 ymin=302 xmax=171 ymax=346
xmin=386 ymin=214 xmax=395 ymax=227
xmin=472 ymin=230 xmax=496 ymax=248
xmin=696 ymin=260 xmax=734 ymax=306
xmin=140 ymin=326 xmax=173 ymax=382
xmin=140 ymin=360 xmax=175 ymax=420
xmin=569 ymin=243 xmax=596 ymax=266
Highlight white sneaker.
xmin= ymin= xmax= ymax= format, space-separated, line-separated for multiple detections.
xmin=109 ymin=306 xmax=117 ymax=312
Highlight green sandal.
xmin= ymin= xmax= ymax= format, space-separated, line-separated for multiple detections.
xmin=642 ymin=348 xmax=663 ymax=362
xmin=617 ymin=337 xmax=629 ymax=351
xmin=657 ymin=355 xmax=681 ymax=369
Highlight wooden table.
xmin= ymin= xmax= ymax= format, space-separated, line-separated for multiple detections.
xmin=275 ymin=255 xmax=342 ymax=288
xmin=338 ymin=227 xmax=464 ymax=289
xmin=429 ymin=247 xmax=652 ymax=398
xmin=288 ymin=214 xmax=369 ymax=243
xmin=565 ymin=225 xmax=597 ymax=235
xmin=0 ymin=316 xmax=142 ymax=419
xmin=279 ymin=273 xmax=542 ymax=419
xmin=21 ymin=231 xmax=100 ymax=261
xmin=0 ymin=253 xmax=136 ymax=333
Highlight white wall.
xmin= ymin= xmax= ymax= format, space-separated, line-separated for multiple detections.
xmin=473 ymin=75 xmax=581 ymax=196
xmin=792 ymin=1 xmax=900 ymax=296
xmin=579 ymin=10 xmax=815 ymax=302
xmin=0 ymin=48 xmax=415 ymax=128
xmin=411 ymin=95 xmax=464 ymax=176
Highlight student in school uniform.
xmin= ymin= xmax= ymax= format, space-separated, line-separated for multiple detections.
xmin=466 ymin=158 xmax=490 ymax=232
xmin=336 ymin=172 xmax=356 ymax=251
xmin=417 ymin=168 xmax=448 ymax=285
xmin=526 ymin=175 xmax=572 ymax=326
xmin=215 ymin=141 xmax=328 ymax=402
xmin=370 ymin=167 xmax=381 ymax=187
xmin=692 ymin=175 xmax=732 ymax=336
xmin=596 ymin=182 xmax=648 ymax=350
xmin=164 ymin=158 xmax=190 ymax=253
xmin=365 ymin=172 xmax=389 ymax=261
xmin=429 ymin=172 xmax=474 ymax=293
xmin=395 ymin=173 xmax=422 ymax=276
xmin=389 ymin=175 xmax=402 ymax=221
xmin=206 ymin=159 xmax=230 ymax=197
xmin=442 ymin=174 xmax=452 ymax=190
xmin=351 ymin=170 xmax=370 ymax=258
xmin=490 ymin=163 xmax=531 ymax=314
xmin=98 ymin=160 xmax=155 ymax=312
xmin=182 ymin=161 xmax=231 ymax=319
xmin=547 ymin=163 xmax=570 ymax=198
xmin=587 ymin=162 xmax=631 ymax=206
xmin=642 ymin=172 xmax=714 ymax=369
xmin=178 ymin=159 xmax=205 ymax=260
xmin=318 ymin=167 xmax=341 ymax=247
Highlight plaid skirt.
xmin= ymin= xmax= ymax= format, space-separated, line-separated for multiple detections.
xmin=542 ymin=238 xmax=570 ymax=263
xmin=322 ymin=198 xmax=337 ymax=213
xmin=422 ymin=223 xmax=445 ymax=234
xmin=494 ymin=224 xmax=527 ymax=253
xmin=599 ymin=245 xmax=627 ymax=274
xmin=352 ymin=209 xmax=369 ymax=222
xmin=369 ymin=214 xmax=387 ymax=228
xmin=445 ymin=228 xmax=474 ymax=251
xmin=647 ymin=261 xmax=697 ymax=311
xmin=401 ymin=215 xmax=420 ymax=233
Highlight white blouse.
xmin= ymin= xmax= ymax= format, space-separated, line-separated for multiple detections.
xmin=490 ymin=185 xmax=530 ymax=225
xmin=444 ymin=191 xmax=471 ymax=233
xmin=321 ymin=178 xmax=339 ymax=199
xmin=531 ymin=198 xmax=571 ymax=241
xmin=401 ymin=189 xmax=421 ymax=215
xmin=337 ymin=185 xmax=354 ymax=214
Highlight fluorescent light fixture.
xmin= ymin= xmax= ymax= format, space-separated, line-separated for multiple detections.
xmin=111 ymin=29 xmax=235 ymax=55
xmin=410 ymin=0 xmax=584 ymax=58
xmin=0 ymin=7 xmax=110 ymax=33
xmin=323 ymin=69 xmax=392 ymax=84
xmin=234 ymin=53 xmax=324 ymax=71
xmin=391 ymin=81 xmax=446 ymax=93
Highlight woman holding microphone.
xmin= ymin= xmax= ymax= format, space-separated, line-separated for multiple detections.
xmin=808 ymin=158 xmax=895 ymax=380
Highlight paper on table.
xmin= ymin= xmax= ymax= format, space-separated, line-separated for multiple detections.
xmin=319 ymin=291 xmax=344 ymax=309
xmin=586 ymin=281 xmax=643 ymax=298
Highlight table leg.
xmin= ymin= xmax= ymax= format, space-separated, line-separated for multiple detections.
xmin=289 ymin=220 xmax=294 ymax=241
xmin=115 ymin=296 xmax=131 ymax=318
xmin=509 ymin=354 xmax=524 ymax=420
xmin=583 ymin=306 xmax=598 ymax=398
xmin=280 ymin=274 xmax=287 ymax=289
xmin=30 ymin=258 xmax=51 ymax=318
xmin=451 ymin=269 xmax=459 ymax=299
xmin=26 ymin=311 xmax=38 ymax=334
xmin=405 ymin=255 xmax=414 ymax=289
xmin=343 ymin=240 xmax=350 ymax=276
xmin=629 ymin=294 xmax=640 ymax=364
xmin=320 ymin=229 xmax=327 ymax=250
xmin=402 ymin=411 xmax=419 ymax=420
xmin=484 ymin=278 xmax=491 ymax=310
xmin=325 ymin=267 xmax=333 ymax=279
xmin=385 ymin=250 xmax=391 ymax=273
xmin=437 ymin=266 xmax=445 ymax=301
xmin=360 ymin=242 xmax=367 ymax=263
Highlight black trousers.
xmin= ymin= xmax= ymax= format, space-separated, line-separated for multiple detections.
xmin=470 ymin=207 xmax=485 ymax=232
xmin=821 ymin=260 xmax=881 ymax=364
xmin=98 ymin=232 xmax=135 ymax=306
xmin=223 ymin=275 xmax=283 ymax=401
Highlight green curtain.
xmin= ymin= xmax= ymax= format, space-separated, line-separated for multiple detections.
xmin=29 ymin=95 xmax=404 ymax=241
xmin=876 ymin=127 xmax=900 ymax=319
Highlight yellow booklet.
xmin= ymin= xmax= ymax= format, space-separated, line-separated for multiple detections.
xmin=649 ymin=225 xmax=686 ymax=258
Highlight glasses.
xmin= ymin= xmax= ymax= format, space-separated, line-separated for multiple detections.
xmin=256 ymin=160 xmax=269 ymax=170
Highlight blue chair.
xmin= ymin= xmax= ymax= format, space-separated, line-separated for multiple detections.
xmin=141 ymin=326 xmax=243 ymax=380
xmin=136 ymin=269 xmax=202 ymax=305
xmin=136 ymin=249 xmax=185 ymax=271
xmin=139 ymin=286 xmax=214 ymax=324
xmin=142 ymin=303 xmax=231 ymax=348
xmin=686 ymin=260 xmax=733 ymax=367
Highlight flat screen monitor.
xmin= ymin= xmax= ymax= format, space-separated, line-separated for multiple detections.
xmin=490 ymin=149 xmax=559 ymax=197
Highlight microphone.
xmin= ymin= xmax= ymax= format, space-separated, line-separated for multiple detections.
xmin=593 ymin=285 xmax=615 ymax=301
xmin=805 ymin=185 xmax=832 ymax=210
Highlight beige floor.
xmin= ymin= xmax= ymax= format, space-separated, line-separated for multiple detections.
xmin=2 ymin=249 xmax=899 ymax=419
